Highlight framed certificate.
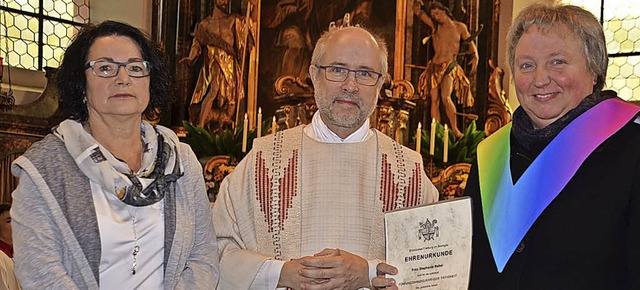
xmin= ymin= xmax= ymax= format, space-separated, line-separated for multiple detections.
xmin=385 ymin=197 xmax=472 ymax=289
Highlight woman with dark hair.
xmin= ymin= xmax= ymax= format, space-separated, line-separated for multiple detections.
xmin=10 ymin=21 xmax=219 ymax=289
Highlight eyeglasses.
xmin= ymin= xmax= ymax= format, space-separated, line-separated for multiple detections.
xmin=315 ymin=65 xmax=382 ymax=86
xmin=84 ymin=60 xmax=151 ymax=78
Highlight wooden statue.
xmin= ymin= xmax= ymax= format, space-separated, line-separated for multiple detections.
xmin=181 ymin=0 xmax=248 ymax=133
xmin=412 ymin=0 xmax=478 ymax=138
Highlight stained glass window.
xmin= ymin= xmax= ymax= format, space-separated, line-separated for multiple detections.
xmin=0 ymin=0 xmax=89 ymax=71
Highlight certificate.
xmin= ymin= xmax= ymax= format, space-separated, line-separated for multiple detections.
xmin=385 ymin=197 xmax=472 ymax=289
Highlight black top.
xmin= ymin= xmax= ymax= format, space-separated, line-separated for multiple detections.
xmin=466 ymin=96 xmax=640 ymax=289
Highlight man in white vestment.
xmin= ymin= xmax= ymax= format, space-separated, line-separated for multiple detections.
xmin=0 ymin=251 xmax=19 ymax=290
xmin=212 ymin=21 xmax=439 ymax=290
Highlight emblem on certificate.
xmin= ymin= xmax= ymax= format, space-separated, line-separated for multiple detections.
xmin=385 ymin=197 xmax=472 ymax=289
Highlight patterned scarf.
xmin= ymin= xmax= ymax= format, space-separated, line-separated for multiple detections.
xmin=54 ymin=119 xmax=183 ymax=206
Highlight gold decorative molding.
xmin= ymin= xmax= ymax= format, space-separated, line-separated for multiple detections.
xmin=389 ymin=79 xmax=415 ymax=100
xmin=394 ymin=0 xmax=407 ymax=81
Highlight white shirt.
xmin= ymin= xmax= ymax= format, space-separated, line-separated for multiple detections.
xmin=91 ymin=181 xmax=165 ymax=290
xmin=304 ymin=112 xmax=374 ymax=143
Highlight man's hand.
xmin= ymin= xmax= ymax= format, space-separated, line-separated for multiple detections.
xmin=297 ymin=248 xmax=370 ymax=290
xmin=278 ymin=258 xmax=324 ymax=289
xmin=371 ymin=263 xmax=398 ymax=289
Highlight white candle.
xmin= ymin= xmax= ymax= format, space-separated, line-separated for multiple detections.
xmin=429 ymin=118 xmax=436 ymax=156
xmin=443 ymin=124 xmax=449 ymax=164
xmin=415 ymin=122 xmax=422 ymax=153
xmin=242 ymin=113 xmax=248 ymax=153
xmin=257 ymin=108 xmax=262 ymax=138
xmin=272 ymin=116 xmax=277 ymax=134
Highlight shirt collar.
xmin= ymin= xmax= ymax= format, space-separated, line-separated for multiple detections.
xmin=304 ymin=111 xmax=373 ymax=143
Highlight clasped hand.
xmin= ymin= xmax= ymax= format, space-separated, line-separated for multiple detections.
xmin=278 ymin=248 xmax=398 ymax=290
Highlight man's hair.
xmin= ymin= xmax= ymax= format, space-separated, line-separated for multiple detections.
xmin=426 ymin=2 xmax=454 ymax=21
xmin=57 ymin=20 xmax=173 ymax=122
xmin=0 ymin=204 xmax=10 ymax=216
xmin=507 ymin=4 xmax=607 ymax=92
xmin=310 ymin=24 xmax=388 ymax=76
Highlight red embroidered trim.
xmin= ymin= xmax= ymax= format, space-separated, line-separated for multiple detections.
xmin=379 ymin=154 xmax=422 ymax=211
xmin=380 ymin=154 xmax=399 ymax=212
xmin=255 ymin=149 xmax=299 ymax=233
xmin=403 ymin=163 xmax=422 ymax=207
xmin=278 ymin=149 xmax=298 ymax=228
xmin=255 ymin=151 xmax=273 ymax=230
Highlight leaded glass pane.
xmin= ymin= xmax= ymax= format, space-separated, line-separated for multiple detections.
xmin=563 ymin=0 xmax=640 ymax=102
xmin=1 ymin=0 xmax=89 ymax=71
xmin=40 ymin=0 xmax=89 ymax=23
xmin=42 ymin=19 xmax=81 ymax=70
xmin=0 ymin=11 xmax=38 ymax=70
xmin=606 ymin=55 xmax=640 ymax=101
xmin=3 ymin=0 xmax=38 ymax=13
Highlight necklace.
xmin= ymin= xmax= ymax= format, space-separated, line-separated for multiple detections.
xmin=128 ymin=207 xmax=141 ymax=275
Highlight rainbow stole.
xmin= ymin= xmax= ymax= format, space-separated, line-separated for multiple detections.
xmin=477 ymin=98 xmax=640 ymax=272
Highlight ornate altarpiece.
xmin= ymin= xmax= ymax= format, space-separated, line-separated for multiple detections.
xmin=153 ymin=0 xmax=509 ymax=141
xmin=152 ymin=0 xmax=509 ymax=200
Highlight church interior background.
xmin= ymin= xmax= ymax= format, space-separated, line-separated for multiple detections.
xmin=1 ymin=0 xmax=639 ymax=203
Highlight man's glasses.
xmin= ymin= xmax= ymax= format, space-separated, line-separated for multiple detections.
xmin=84 ymin=60 xmax=151 ymax=78
xmin=315 ymin=65 xmax=382 ymax=86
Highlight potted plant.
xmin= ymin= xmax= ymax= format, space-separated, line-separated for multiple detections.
xmin=182 ymin=120 xmax=272 ymax=201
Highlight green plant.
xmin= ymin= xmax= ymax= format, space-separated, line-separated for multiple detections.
xmin=182 ymin=119 xmax=273 ymax=162
xmin=418 ymin=120 xmax=485 ymax=167
xmin=181 ymin=120 xmax=273 ymax=202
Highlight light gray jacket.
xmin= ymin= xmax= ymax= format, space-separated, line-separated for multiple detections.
xmin=11 ymin=134 xmax=219 ymax=290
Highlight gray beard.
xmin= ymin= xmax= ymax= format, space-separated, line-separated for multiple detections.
xmin=317 ymin=95 xmax=375 ymax=129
